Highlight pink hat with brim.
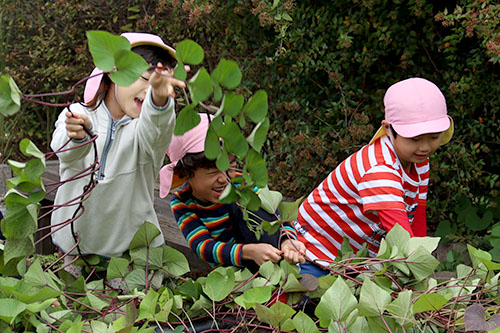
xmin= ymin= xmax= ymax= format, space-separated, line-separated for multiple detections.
xmin=159 ymin=114 xmax=213 ymax=198
xmin=370 ymin=77 xmax=454 ymax=145
xmin=83 ymin=32 xmax=176 ymax=104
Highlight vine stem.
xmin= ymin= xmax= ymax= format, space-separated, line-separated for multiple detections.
xmin=380 ymin=313 xmax=393 ymax=332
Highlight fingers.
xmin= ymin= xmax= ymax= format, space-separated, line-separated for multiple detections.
xmin=281 ymin=239 xmax=307 ymax=264
xmin=65 ymin=112 xmax=89 ymax=140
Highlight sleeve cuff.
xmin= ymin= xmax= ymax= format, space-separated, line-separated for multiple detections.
xmin=71 ymin=133 xmax=90 ymax=144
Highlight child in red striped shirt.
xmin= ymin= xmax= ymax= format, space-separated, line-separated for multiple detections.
xmin=294 ymin=78 xmax=454 ymax=277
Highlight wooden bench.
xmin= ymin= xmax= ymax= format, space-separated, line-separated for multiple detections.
xmin=0 ymin=160 xmax=211 ymax=273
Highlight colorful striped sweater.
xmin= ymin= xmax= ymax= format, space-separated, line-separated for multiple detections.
xmin=171 ymin=184 xmax=297 ymax=267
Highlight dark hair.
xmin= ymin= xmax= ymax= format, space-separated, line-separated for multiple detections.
xmin=174 ymin=152 xmax=217 ymax=179
xmin=85 ymin=44 xmax=176 ymax=110
xmin=132 ymin=45 xmax=176 ymax=70
xmin=390 ymin=124 xmax=398 ymax=138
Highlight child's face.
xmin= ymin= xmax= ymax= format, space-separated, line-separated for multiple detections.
xmin=189 ymin=159 xmax=237 ymax=204
xmin=392 ymin=132 xmax=442 ymax=171
xmin=115 ymin=71 xmax=152 ymax=119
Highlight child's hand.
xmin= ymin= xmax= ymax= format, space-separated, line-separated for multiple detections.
xmin=281 ymin=239 xmax=306 ymax=264
xmin=65 ymin=111 xmax=91 ymax=140
xmin=149 ymin=62 xmax=187 ymax=107
xmin=242 ymin=243 xmax=283 ymax=266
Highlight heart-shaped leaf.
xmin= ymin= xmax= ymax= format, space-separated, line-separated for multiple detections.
xmin=87 ymin=30 xmax=131 ymax=71
xmin=175 ymin=39 xmax=204 ymax=65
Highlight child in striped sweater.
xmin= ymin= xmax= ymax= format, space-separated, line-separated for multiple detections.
xmin=159 ymin=114 xmax=306 ymax=271
xmin=294 ymin=78 xmax=454 ymax=277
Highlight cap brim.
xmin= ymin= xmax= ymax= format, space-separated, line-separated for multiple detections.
xmin=130 ymin=41 xmax=176 ymax=59
xmin=393 ymin=116 xmax=451 ymax=140
xmin=369 ymin=116 xmax=454 ymax=146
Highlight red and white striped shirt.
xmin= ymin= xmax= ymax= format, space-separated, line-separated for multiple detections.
xmin=294 ymin=135 xmax=429 ymax=266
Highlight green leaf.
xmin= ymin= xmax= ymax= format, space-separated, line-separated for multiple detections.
xmin=367 ymin=316 xmax=398 ymax=333
xmin=25 ymin=298 xmax=58 ymax=313
xmin=2 ymin=199 xmax=38 ymax=239
xmin=87 ymin=30 xmax=131 ymax=71
xmin=385 ymin=224 xmax=410 ymax=255
xmin=243 ymin=89 xmax=268 ymax=123
xmin=4 ymin=237 xmax=35 ymax=264
xmin=0 ymin=298 xmax=26 ymax=324
xmin=90 ymin=321 xmax=115 ymax=333
xmin=216 ymin=146 xmax=230 ymax=171
xmin=175 ymin=40 xmax=204 ymax=65
xmin=130 ymin=247 xmax=163 ymax=268
xmin=283 ymin=273 xmax=309 ymax=293
xmin=278 ymin=196 xmax=303 ymax=222
xmin=245 ymin=149 xmax=267 ymax=188
xmin=259 ymin=261 xmax=281 ymax=285
xmin=106 ymin=257 xmax=130 ymax=281
xmin=247 ymin=117 xmax=270 ymax=152
xmin=359 ymin=278 xmax=391 ymax=317
xmin=219 ymin=122 xmax=249 ymax=158
xmin=204 ymin=125 xmax=221 ymax=160
xmin=24 ymin=259 xmax=62 ymax=290
xmin=218 ymin=182 xmax=239 ymax=204
xmin=174 ymin=105 xmax=200 ymax=136
xmin=315 ymin=277 xmax=357 ymax=327
xmin=212 ymin=59 xmax=242 ymax=89
xmin=19 ymin=139 xmax=45 ymax=160
xmin=293 ymin=311 xmax=320 ymax=333
xmin=258 ymin=186 xmax=283 ymax=214
xmin=24 ymin=158 xmax=46 ymax=180
xmin=468 ymin=244 xmax=500 ymax=271
xmin=407 ymin=236 xmax=440 ymax=255
xmin=188 ymin=67 xmax=213 ymax=103
xmin=175 ymin=280 xmax=201 ymax=301
xmin=125 ymin=268 xmax=146 ymax=289
xmin=406 ymin=246 xmax=440 ymax=280
xmin=173 ymin=60 xmax=187 ymax=81
xmin=137 ymin=289 xmax=158 ymax=322
xmin=66 ymin=321 xmax=84 ymax=333
xmin=329 ymin=315 xmax=368 ymax=333
xmin=219 ymin=93 xmax=244 ymax=118
xmin=435 ymin=220 xmax=457 ymax=238
xmin=212 ymin=79 xmax=222 ymax=102
xmin=109 ymin=49 xmax=149 ymax=87
xmin=202 ymin=270 xmax=235 ymax=302
xmin=0 ymin=74 xmax=22 ymax=116
xmin=162 ymin=245 xmax=190 ymax=276
xmin=255 ymin=302 xmax=296 ymax=328
xmin=234 ymin=286 xmax=272 ymax=309
xmin=413 ymin=293 xmax=450 ymax=313
xmin=128 ymin=222 xmax=161 ymax=250
xmin=86 ymin=293 xmax=109 ymax=311
xmin=386 ymin=290 xmax=415 ymax=327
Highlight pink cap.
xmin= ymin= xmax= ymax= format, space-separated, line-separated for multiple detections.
xmin=83 ymin=32 xmax=176 ymax=104
xmin=370 ymin=77 xmax=454 ymax=145
xmin=385 ymin=77 xmax=450 ymax=137
xmin=159 ymin=114 xmax=213 ymax=198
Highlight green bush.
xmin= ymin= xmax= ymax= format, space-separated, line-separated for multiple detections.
xmin=1 ymin=0 xmax=499 ymax=248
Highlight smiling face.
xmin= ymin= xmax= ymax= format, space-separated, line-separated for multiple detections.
xmin=391 ymin=131 xmax=442 ymax=172
xmin=105 ymin=71 xmax=151 ymax=120
xmin=188 ymin=159 xmax=237 ymax=204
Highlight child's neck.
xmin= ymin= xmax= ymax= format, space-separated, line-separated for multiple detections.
xmin=104 ymin=87 xmax=125 ymax=121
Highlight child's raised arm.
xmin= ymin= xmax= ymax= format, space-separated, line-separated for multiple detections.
xmin=149 ymin=63 xmax=186 ymax=107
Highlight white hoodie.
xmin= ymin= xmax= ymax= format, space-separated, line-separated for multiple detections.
xmin=50 ymin=87 xmax=174 ymax=257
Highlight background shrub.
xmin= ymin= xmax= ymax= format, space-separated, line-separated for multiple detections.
xmin=1 ymin=0 xmax=499 ymax=254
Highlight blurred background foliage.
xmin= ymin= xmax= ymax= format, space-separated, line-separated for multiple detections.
xmin=1 ymin=0 xmax=499 ymax=255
